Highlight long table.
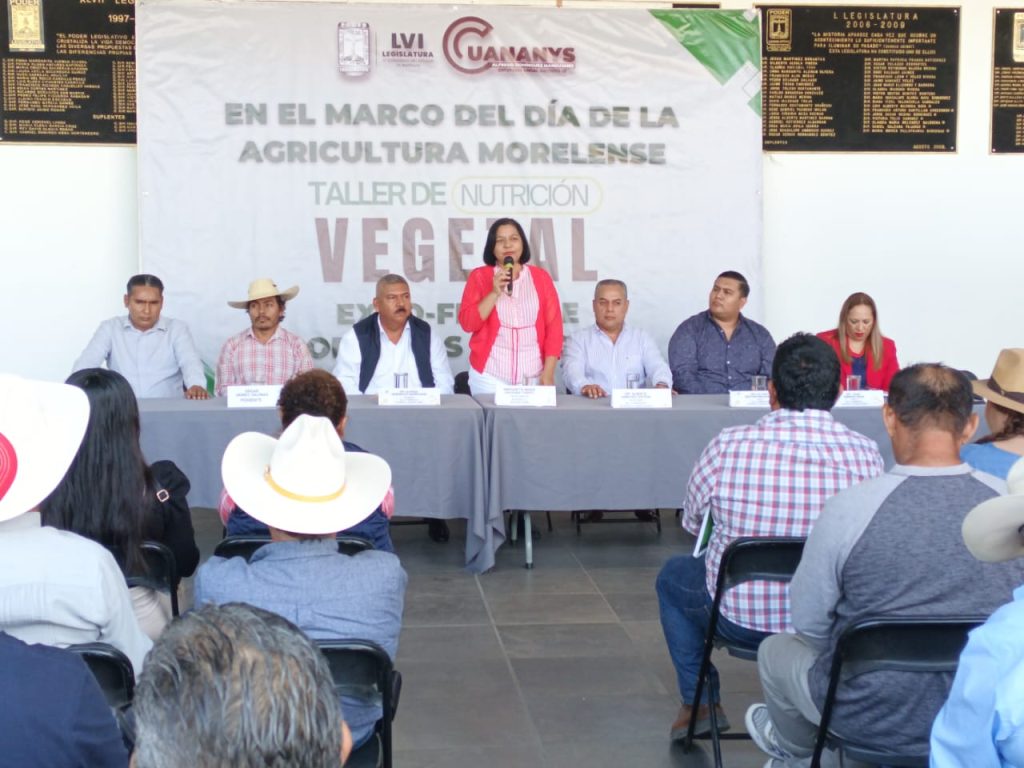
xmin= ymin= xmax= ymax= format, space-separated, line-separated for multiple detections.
xmin=139 ymin=393 xmax=986 ymax=573
xmin=138 ymin=395 xmax=491 ymax=571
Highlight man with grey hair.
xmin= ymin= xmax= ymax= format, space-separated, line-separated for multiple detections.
xmin=132 ymin=602 xmax=352 ymax=768
xmin=562 ymin=278 xmax=671 ymax=398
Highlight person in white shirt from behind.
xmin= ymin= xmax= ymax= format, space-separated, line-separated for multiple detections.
xmin=562 ymin=279 xmax=672 ymax=398
xmin=332 ymin=274 xmax=455 ymax=396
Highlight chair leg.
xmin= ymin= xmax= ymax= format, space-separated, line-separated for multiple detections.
xmin=523 ymin=513 xmax=533 ymax=569
xmin=655 ymin=510 xmax=662 ymax=534
xmin=508 ymin=511 xmax=518 ymax=545
xmin=546 ymin=511 xmax=553 ymax=532
xmin=707 ymin=676 xmax=724 ymax=768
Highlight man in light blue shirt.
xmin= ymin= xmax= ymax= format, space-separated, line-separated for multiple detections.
xmin=563 ymin=279 xmax=672 ymax=398
xmin=931 ymin=458 xmax=1024 ymax=767
xmin=73 ymin=274 xmax=208 ymax=399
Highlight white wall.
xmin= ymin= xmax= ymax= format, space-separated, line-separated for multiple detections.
xmin=3 ymin=0 xmax=1019 ymax=382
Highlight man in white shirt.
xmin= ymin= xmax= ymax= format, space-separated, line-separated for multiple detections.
xmin=563 ymin=279 xmax=671 ymax=397
xmin=333 ymin=274 xmax=455 ymax=395
xmin=333 ymin=274 xmax=455 ymax=542
xmin=0 ymin=375 xmax=152 ymax=675
xmin=74 ymin=274 xmax=208 ymax=399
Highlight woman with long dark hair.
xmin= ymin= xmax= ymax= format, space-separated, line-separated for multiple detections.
xmin=41 ymin=368 xmax=198 ymax=639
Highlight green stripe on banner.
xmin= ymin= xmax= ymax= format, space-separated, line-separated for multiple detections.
xmin=650 ymin=10 xmax=761 ymax=115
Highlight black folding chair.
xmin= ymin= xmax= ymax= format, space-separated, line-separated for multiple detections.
xmin=126 ymin=540 xmax=180 ymax=617
xmin=683 ymin=536 xmax=806 ymax=768
xmin=810 ymin=616 xmax=985 ymax=768
xmin=213 ymin=534 xmax=374 ymax=561
xmin=69 ymin=641 xmax=137 ymax=748
xmin=317 ymin=639 xmax=401 ymax=768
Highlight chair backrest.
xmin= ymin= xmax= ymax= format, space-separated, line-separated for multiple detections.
xmin=126 ymin=540 xmax=180 ymax=617
xmin=716 ymin=536 xmax=806 ymax=594
xmin=811 ymin=615 xmax=985 ymax=768
xmin=68 ymin=642 xmax=135 ymax=710
xmin=213 ymin=534 xmax=374 ymax=561
xmin=454 ymin=370 xmax=471 ymax=395
xmin=316 ymin=639 xmax=399 ymax=768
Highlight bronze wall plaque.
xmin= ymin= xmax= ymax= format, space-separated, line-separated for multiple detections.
xmin=1 ymin=0 xmax=135 ymax=144
xmin=991 ymin=9 xmax=1024 ymax=153
xmin=760 ymin=5 xmax=959 ymax=152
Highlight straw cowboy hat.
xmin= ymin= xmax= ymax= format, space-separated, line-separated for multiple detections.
xmin=0 ymin=375 xmax=90 ymax=523
xmin=221 ymin=414 xmax=391 ymax=535
xmin=973 ymin=349 xmax=1024 ymax=415
xmin=227 ymin=278 xmax=300 ymax=309
xmin=962 ymin=458 xmax=1024 ymax=563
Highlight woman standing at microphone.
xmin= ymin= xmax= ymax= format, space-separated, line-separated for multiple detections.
xmin=458 ymin=217 xmax=563 ymax=394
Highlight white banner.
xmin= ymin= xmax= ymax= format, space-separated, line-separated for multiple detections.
xmin=137 ymin=1 xmax=763 ymax=376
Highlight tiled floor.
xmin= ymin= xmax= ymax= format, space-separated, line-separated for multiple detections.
xmin=190 ymin=509 xmax=770 ymax=768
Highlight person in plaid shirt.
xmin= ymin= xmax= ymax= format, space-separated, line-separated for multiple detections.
xmin=657 ymin=333 xmax=884 ymax=741
xmin=216 ymin=278 xmax=314 ymax=396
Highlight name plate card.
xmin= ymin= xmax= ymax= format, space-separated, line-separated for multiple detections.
xmin=836 ymin=390 xmax=885 ymax=408
xmin=611 ymin=388 xmax=672 ymax=409
xmin=495 ymin=385 xmax=557 ymax=407
xmin=378 ymin=388 xmax=442 ymax=406
xmin=226 ymin=385 xmax=282 ymax=408
xmin=729 ymin=391 xmax=770 ymax=409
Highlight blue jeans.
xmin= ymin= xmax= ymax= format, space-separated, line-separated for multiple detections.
xmin=656 ymin=554 xmax=769 ymax=704
xmin=226 ymin=507 xmax=395 ymax=554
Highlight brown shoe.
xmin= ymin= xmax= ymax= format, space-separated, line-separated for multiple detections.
xmin=669 ymin=703 xmax=731 ymax=741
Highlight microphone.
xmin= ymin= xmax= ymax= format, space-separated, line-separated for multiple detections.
xmin=503 ymin=256 xmax=514 ymax=295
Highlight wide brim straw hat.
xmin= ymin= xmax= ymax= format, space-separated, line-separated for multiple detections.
xmin=227 ymin=278 xmax=300 ymax=309
xmin=221 ymin=414 xmax=391 ymax=535
xmin=962 ymin=458 xmax=1024 ymax=563
xmin=972 ymin=349 xmax=1024 ymax=415
xmin=0 ymin=375 xmax=90 ymax=523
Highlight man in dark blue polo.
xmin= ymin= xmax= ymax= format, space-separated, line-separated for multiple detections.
xmin=668 ymin=271 xmax=775 ymax=393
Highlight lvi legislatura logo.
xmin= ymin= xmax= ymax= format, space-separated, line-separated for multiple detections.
xmin=442 ymin=16 xmax=575 ymax=75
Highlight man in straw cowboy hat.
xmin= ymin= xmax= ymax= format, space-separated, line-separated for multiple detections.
xmin=0 ymin=374 xmax=151 ymax=673
xmin=930 ymin=457 xmax=1024 ymax=766
xmin=194 ymin=413 xmax=406 ymax=750
xmin=961 ymin=348 xmax=1024 ymax=480
xmin=215 ymin=277 xmax=314 ymax=395
xmin=746 ymin=363 xmax=1024 ymax=768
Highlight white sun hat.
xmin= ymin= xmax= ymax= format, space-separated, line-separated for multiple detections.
xmin=0 ymin=374 xmax=90 ymax=523
xmin=227 ymin=278 xmax=300 ymax=309
xmin=221 ymin=414 xmax=391 ymax=535
xmin=962 ymin=458 xmax=1024 ymax=563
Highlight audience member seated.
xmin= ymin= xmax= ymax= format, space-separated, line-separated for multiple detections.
xmin=132 ymin=602 xmax=352 ymax=768
xmin=0 ymin=374 xmax=151 ymax=675
xmin=668 ymin=270 xmax=775 ymax=393
xmin=562 ymin=278 xmax=671 ymax=397
xmin=816 ymin=291 xmax=900 ymax=391
xmin=458 ymin=217 xmax=563 ymax=393
xmin=962 ymin=348 xmax=1024 ymax=479
xmin=221 ymin=369 xmax=395 ymax=553
xmin=657 ymin=334 xmax=883 ymax=740
xmin=930 ymin=458 xmax=1024 ymax=767
xmin=40 ymin=369 xmax=199 ymax=640
xmin=0 ymin=631 xmax=129 ymax=768
xmin=73 ymin=273 xmax=208 ymax=400
xmin=748 ymin=364 xmax=1024 ymax=767
xmin=332 ymin=274 xmax=453 ymax=542
xmin=195 ymin=414 xmax=406 ymax=749
xmin=215 ymin=277 xmax=313 ymax=395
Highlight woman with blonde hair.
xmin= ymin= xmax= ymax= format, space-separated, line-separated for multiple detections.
xmin=817 ymin=292 xmax=900 ymax=391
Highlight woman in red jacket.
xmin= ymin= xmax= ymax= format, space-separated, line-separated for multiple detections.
xmin=458 ymin=218 xmax=563 ymax=393
xmin=817 ymin=292 xmax=900 ymax=391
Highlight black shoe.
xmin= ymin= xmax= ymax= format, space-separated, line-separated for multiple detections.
xmin=427 ymin=519 xmax=450 ymax=543
xmin=634 ymin=510 xmax=656 ymax=522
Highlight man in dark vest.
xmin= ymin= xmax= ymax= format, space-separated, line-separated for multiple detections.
xmin=333 ymin=274 xmax=455 ymax=541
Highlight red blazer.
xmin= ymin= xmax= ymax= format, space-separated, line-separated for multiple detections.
xmin=816 ymin=329 xmax=900 ymax=391
xmin=459 ymin=264 xmax=563 ymax=375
